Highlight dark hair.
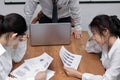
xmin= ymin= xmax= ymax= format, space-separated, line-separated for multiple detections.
xmin=0 ymin=15 xmax=4 ymax=36
xmin=0 ymin=13 xmax=27 ymax=37
xmin=89 ymin=14 xmax=120 ymax=37
xmin=0 ymin=15 xmax=4 ymax=23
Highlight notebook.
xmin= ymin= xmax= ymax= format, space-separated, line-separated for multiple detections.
xmin=29 ymin=23 xmax=71 ymax=46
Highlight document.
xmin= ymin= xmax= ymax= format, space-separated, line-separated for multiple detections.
xmin=24 ymin=52 xmax=53 ymax=71
xmin=59 ymin=46 xmax=82 ymax=70
xmin=11 ymin=47 xmax=82 ymax=79
xmin=10 ymin=52 xmax=55 ymax=80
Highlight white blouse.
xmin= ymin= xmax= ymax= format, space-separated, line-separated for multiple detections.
xmin=82 ymin=37 xmax=120 ymax=80
xmin=24 ymin=0 xmax=81 ymax=30
xmin=0 ymin=41 xmax=27 ymax=80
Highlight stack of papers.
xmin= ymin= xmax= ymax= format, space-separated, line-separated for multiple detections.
xmin=10 ymin=52 xmax=55 ymax=80
xmin=11 ymin=46 xmax=82 ymax=80
xmin=59 ymin=46 xmax=82 ymax=70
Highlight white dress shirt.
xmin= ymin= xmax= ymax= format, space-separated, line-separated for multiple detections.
xmin=24 ymin=0 xmax=81 ymax=30
xmin=83 ymin=37 xmax=120 ymax=80
xmin=0 ymin=41 xmax=27 ymax=80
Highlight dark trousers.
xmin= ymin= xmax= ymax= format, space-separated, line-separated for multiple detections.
xmin=39 ymin=14 xmax=71 ymax=23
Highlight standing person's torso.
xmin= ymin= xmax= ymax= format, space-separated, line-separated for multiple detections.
xmin=39 ymin=0 xmax=71 ymax=19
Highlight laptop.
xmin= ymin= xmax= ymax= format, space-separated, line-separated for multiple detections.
xmin=29 ymin=23 xmax=71 ymax=46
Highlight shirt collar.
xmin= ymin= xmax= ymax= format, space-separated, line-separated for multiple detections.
xmin=0 ymin=43 xmax=6 ymax=56
xmin=108 ymin=37 xmax=120 ymax=59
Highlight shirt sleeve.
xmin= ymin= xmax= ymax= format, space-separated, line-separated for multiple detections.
xmin=82 ymin=73 xmax=104 ymax=80
xmin=82 ymin=61 xmax=120 ymax=80
xmin=24 ymin=0 xmax=38 ymax=27
xmin=11 ymin=40 xmax=27 ymax=63
xmin=69 ymin=0 xmax=81 ymax=30
xmin=104 ymin=50 xmax=120 ymax=80
xmin=85 ymin=40 xmax=102 ymax=53
xmin=0 ymin=62 xmax=19 ymax=80
xmin=82 ymin=43 xmax=120 ymax=80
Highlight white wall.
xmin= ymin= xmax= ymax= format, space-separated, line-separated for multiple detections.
xmin=0 ymin=0 xmax=120 ymax=34
xmin=80 ymin=3 xmax=120 ymax=34
xmin=0 ymin=0 xmax=41 ymax=18
xmin=0 ymin=0 xmax=25 ymax=16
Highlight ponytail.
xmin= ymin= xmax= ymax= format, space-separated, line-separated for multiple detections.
xmin=110 ymin=16 xmax=120 ymax=37
xmin=0 ymin=15 xmax=4 ymax=36
xmin=0 ymin=13 xmax=27 ymax=37
xmin=0 ymin=14 xmax=14 ymax=36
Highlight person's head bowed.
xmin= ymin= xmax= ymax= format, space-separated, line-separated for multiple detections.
xmin=89 ymin=14 xmax=120 ymax=37
xmin=89 ymin=14 xmax=120 ymax=45
xmin=0 ymin=13 xmax=27 ymax=46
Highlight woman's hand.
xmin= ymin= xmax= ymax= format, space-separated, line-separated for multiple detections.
xmin=35 ymin=71 xmax=46 ymax=80
xmin=12 ymin=32 xmax=29 ymax=49
xmin=64 ymin=66 xmax=82 ymax=79
xmin=19 ymin=32 xmax=29 ymax=41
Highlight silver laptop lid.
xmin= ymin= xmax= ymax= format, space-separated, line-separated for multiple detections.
xmin=30 ymin=23 xmax=71 ymax=46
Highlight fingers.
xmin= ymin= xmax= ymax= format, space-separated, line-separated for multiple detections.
xmin=75 ymin=34 xmax=82 ymax=39
xmin=64 ymin=66 xmax=74 ymax=73
xmin=35 ymin=71 xmax=46 ymax=80
xmin=63 ymin=67 xmax=71 ymax=76
xmin=64 ymin=66 xmax=82 ymax=78
xmin=32 ymin=18 xmax=38 ymax=24
xmin=64 ymin=66 xmax=71 ymax=70
xmin=72 ymin=30 xmax=82 ymax=39
xmin=19 ymin=32 xmax=29 ymax=41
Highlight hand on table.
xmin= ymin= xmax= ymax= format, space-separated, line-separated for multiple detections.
xmin=72 ymin=29 xmax=82 ymax=39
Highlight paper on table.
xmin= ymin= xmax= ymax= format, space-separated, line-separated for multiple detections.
xmin=59 ymin=46 xmax=82 ymax=70
xmin=24 ymin=52 xmax=53 ymax=71
xmin=10 ymin=52 xmax=54 ymax=80
xmin=16 ymin=69 xmax=55 ymax=80
xmin=10 ymin=62 xmax=31 ymax=78
xmin=46 ymin=69 xmax=55 ymax=80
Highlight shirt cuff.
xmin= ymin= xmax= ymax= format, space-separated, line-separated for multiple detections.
xmin=82 ymin=73 xmax=94 ymax=80
xmin=74 ymin=25 xmax=82 ymax=31
xmin=82 ymin=73 xmax=103 ymax=80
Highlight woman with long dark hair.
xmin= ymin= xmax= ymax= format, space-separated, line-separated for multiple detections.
xmin=0 ymin=13 xmax=46 ymax=80
xmin=64 ymin=14 xmax=120 ymax=80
